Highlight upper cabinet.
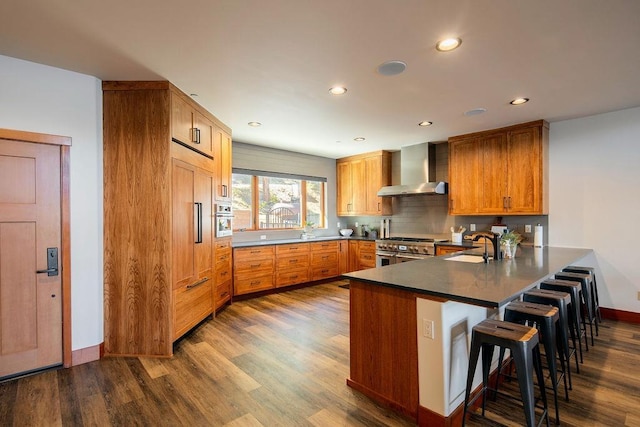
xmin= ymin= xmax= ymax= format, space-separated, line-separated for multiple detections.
xmin=171 ymin=91 xmax=215 ymax=158
xmin=337 ymin=150 xmax=392 ymax=216
xmin=448 ymin=120 xmax=549 ymax=216
xmin=214 ymin=127 xmax=232 ymax=202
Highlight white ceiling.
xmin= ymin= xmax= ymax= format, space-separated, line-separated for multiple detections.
xmin=1 ymin=0 xmax=639 ymax=159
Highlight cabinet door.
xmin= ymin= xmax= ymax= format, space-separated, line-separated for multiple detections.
xmin=171 ymin=92 xmax=194 ymax=148
xmin=338 ymin=240 xmax=349 ymax=274
xmin=348 ymin=240 xmax=359 ymax=272
xmin=172 ymin=159 xmax=214 ymax=291
xmin=507 ymin=126 xmax=542 ymax=214
xmin=364 ymin=155 xmax=391 ymax=215
xmin=350 ymin=159 xmax=366 ymax=214
xmin=336 ymin=161 xmax=353 ymax=215
xmin=449 ymin=138 xmax=482 ymax=214
xmin=214 ymin=128 xmax=232 ymax=202
xmin=193 ymin=111 xmax=214 ymax=158
xmin=478 ymin=133 xmax=508 ymax=214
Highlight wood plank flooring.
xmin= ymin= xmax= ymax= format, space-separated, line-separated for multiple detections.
xmin=1 ymin=280 xmax=639 ymax=426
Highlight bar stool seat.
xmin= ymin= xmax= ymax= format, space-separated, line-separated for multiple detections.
xmin=463 ymin=318 xmax=549 ymax=427
xmin=540 ymin=279 xmax=587 ymax=364
xmin=498 ymin=301 xmax=562 ymax=424
xmin=524 ymin=288 xmax=575 ymax=390
xmin=562 ymin=266 xmax=601 ymax=325
xmin=555 ymin=271 xmax=598 ymax=345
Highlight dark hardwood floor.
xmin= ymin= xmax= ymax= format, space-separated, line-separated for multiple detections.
xmin=1 ymin=281 xmax=639 ymax=426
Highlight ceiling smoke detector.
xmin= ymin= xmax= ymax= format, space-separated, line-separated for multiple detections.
xmin=377 ymin=60 xmax=407 ymax=76
xmin=464 ymin=108 xmax=487 ymax=116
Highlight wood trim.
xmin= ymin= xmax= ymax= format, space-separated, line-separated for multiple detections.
xmin=347 ymin=378 xmax=417 ymax=421
xmin=600 ymin=307 xmax=640 ymax=324
xmin=71 ymin=343 xmax=101 ymax=366
xmin=448 ymin=119 xmax=549 ymax=143
xmin=0 ymin=128 xmax=71 ymax=146
xmin=61 ymin=145 xmax=72 ymax=368
xmin=335 ymin=149 xmax=391 ymax=164
xmin=0 ymin=128 xmax=73 ymax=369
xmin=102 ymin=80 xmax=171 ymax=91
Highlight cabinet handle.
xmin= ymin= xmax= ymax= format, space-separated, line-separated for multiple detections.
xmin=194 ymin=202 xmax=203 ymax=243
xmin=322 ymin=255 xmax=329 ymax=260
xmin=503 ymin=197 xmax=507 ymax=209
xmin=289 ymin=259 xmax=298 ymax=263
xmin=250 ymin=280 xmax=261 ymax=286
xmin=290 ymin=275 xmax=298 ymax=279
xmin=507 ymin=197 xmax=512 ymax=209
xmin=187 ymin=277 xmax=209 ymax=289
xmin=250 ymin=263 xmax=261 ymax=268
xmin=191 ymin=127 xmax=201 ymax=144
xmin=222 ymin=184 xmax=228 ymax=197
xmin=378 ymin=202 xmax=381 ymax=211
xmin=221 ymin=271 xmax=228 ymax=276
xmin=220 ymin=291 xmax=229 ymax=298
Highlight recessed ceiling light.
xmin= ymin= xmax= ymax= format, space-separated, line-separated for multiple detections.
xmin=353 ymin=137 xmax=366 ymax=142
xmin=464 ymin=108 xmax=487 ymax=116
xmin=436 ymin=38 xmax=462 ymax=52
xmin=247 ymin=121 xmax=262 ymax=127
xmin=377 ymin=60 xmax=407 ymax=76
xmin=329 ymin=86 xmax=347 ymax=95
xmin=510 ymin=97 xmax=530 ymax=105
xmin=418 ymin=121 xmax=433 ymax=127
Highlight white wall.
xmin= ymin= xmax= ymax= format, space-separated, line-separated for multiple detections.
xmin=549 ymin=107 xmax=640 ymax=313
xmin=0 ymin=55 xmax=103 ymax=350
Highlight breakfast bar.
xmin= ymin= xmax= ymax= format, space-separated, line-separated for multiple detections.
xmin=343 ymin=246 xmax=593 ymax=426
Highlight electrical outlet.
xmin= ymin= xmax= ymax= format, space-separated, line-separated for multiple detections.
xmin=637 ymin=291 xmax=640 ymax=301
xmin=337 ymin=222 xmax=341 ymax=228
xmin=525 ymin=224 xmax=532 ymax=233
xmin=423 ymin=319 xmax=435 ymax=340
xmin=260 ymin=235 xmax=267 ymax=240
xmin=470 ymin=223 xmax=476 ymax=232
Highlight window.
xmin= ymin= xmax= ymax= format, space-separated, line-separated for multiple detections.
xmin=232 ymin=169 xmax=326 ymax=231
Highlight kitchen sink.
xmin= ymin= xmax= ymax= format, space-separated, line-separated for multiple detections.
xmin=445 ymin=254 xmax=492 ymax=263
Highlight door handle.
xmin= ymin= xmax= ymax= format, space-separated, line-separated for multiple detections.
xmin=195 ymin=202 xmax=203 ymax=244
xmin=36 ymin=247 xmax=59 ymax=276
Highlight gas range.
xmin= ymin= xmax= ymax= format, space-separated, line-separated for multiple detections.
xmin=375 ymin=236 xmax=448 ymax=261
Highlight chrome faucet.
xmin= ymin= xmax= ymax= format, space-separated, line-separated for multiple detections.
xmin=471 ymin=232 xmax=501 ymax=263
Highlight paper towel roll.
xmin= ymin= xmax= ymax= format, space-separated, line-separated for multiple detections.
xmin=534 ymin=224 xmax=543 ymax=247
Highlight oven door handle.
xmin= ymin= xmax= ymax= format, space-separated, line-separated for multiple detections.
xmin=396 ymin=254 xmax=430 ymax=260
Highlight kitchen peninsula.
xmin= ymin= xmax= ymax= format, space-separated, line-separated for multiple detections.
xmin=343 ymin=246 xmax=592 ymax=426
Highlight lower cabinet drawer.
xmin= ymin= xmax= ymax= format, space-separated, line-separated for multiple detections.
xmin=215 ymin=280 xmax=231 ymax=308
xmin=173 ymin=279 xmax=213 ymax=340
xmin=216 ymin=264 xmax=232 ymax=283
xmin=311 ymin=251 xmax=338 ymax=265
xmin=276 ymin=267 xmax=310 ymax=288
xmin=311 ymin=265 xmax=339 ymax=281
xmin=234 ymin=272 xmax=274 ymax=295
xmin=359 ymin=253 xmax=376 ymax=269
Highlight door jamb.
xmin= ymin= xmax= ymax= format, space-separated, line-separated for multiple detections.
xmin=0 ymin=128 xmax=72 ymax=368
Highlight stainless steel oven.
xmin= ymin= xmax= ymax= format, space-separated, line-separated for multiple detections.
xmin=215 ymin=203 xmax=233 ymax=237
xmin=376 ymin=237 xmax=446 ymax=266
xmin=376 ymin=250 xmax=396 ymax=267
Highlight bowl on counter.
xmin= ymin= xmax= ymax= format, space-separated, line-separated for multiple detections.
xmin=339 ymin=228 xmax=353 ymax=237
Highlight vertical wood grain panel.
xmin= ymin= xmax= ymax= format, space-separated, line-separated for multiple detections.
xmin=103 ymin=88 xmax=172 ymax=356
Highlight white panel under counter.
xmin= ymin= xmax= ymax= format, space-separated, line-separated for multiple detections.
xmin=416 ymin=298 xmax=499 ymax=418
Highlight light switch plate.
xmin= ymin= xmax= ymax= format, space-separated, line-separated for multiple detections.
xmin=423 ymin=319 xmax=435 ymax=340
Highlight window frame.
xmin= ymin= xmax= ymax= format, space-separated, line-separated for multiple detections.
xmin=232 ymin=169 xmax=326 ymax=231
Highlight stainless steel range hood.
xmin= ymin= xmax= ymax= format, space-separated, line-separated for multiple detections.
xmin=377 ymin=142 xmax=448 ymax=196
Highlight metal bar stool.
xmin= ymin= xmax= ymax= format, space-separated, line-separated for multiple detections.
xmin=555 ymin=271 xmax=597 ymax=345
xmin=524 ymin=288 xmax=575 ymax=388
xmin=496 ymin=301 xmax=562 ymax=424
xmin=540 ymin=279 xmax=587 ymax=363
xmin=563 ymin=265 xmax=601 ymax=324
xmin=462 ymin=318 xmax=549 ymax=427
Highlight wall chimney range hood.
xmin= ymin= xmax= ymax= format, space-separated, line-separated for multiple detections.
xmin=377 ymin=142 xmax=448 ymax=196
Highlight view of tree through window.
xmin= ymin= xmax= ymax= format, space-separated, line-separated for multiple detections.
xmin=232 ymin=171 xmax=325 ymax=231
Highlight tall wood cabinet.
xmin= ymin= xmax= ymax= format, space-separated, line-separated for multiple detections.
xmin=448 ymin=120 xmax=549 ymax=215
xmin=103 ymin=81 xmax=232 ymax=357
xmin=337 ymin=151 xmax=392 ymax=216
xmin=214 ymin=128 xmax=232 ymax=202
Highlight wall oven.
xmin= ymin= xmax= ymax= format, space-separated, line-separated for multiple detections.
xmin=215 ymin=203 xmax=233 ymax=237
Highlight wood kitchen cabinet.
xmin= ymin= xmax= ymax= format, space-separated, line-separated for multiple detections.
xmin=103 ymin=81 xmax=231 ymax=357
xmin=214 ymin=238 xmax=232 ymax=310
xmin=347 ymin=240 xmax=376 ymax=271
xmin=233 ymin=246 xmax=275 ymax=295
xmin=214 ymin=127 xmax=232 ymax=202
xmin=435 ymin=245 xmax=465 ymax=256
xmin=309 ymin=241 xmax=339 ymax=281
xmin=337 ymin=151 xmax=392 ymax=216
xmin=338 ymin=239 xmax=350 ymax=274
xmin=171 ymin=91 xmax=215 ymax=158
xmin=448 ymin=120 xmax=549 ymax=215
xmin=275 ymin=243 xmax=310 ymax=287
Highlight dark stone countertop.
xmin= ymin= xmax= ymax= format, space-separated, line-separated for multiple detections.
xmin=343 ymin=246 xmax=593 ymax=308
xmin=232 ymin=235 xmax=375 ymax=248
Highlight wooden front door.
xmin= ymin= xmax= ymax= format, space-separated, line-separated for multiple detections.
xmin=0 ymin=137 xmax=64 ymax=379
